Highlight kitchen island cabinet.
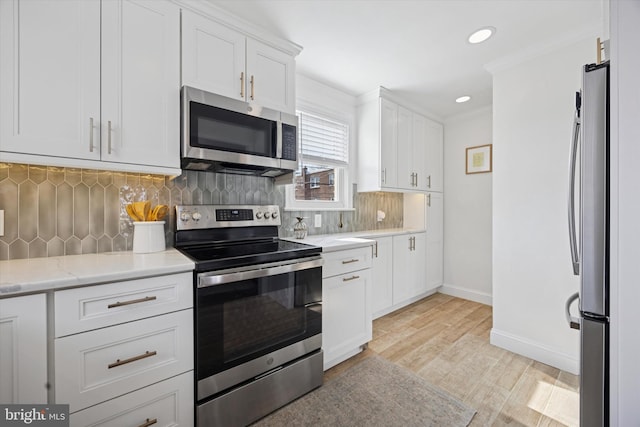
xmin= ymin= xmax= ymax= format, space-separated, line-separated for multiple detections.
xmin=0 ymin=294 xmax=48 ymax=404
xmin=0 ymin=0 xmax=181 ymax=175
xmin=321 ymin=245 xmax=373 ymax=370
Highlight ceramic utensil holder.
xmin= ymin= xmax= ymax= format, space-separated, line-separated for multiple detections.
xmin=132 ymin=221 xmax=166 ymax=253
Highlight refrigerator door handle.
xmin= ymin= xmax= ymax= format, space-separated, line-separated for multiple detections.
xmin=565 ymin=292 xmax=581 ymax=330
xmin=568 ymin=97 xmax=581 ymax=276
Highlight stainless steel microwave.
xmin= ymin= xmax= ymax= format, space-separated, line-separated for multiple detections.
xmin=181 ymin=86 xmax=298 ymax=177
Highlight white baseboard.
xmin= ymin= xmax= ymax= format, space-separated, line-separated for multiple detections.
xmin=439 ymin=283 xmax=493 ymax=306
xmin=490 ymin=328 xmax=579 ymax=375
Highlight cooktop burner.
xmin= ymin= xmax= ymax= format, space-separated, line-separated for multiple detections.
xmin=174 ymin=204 xmax=321 ymax=272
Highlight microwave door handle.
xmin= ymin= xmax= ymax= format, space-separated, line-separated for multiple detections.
xmin=276 ymin=119 xmax=283 ymax=159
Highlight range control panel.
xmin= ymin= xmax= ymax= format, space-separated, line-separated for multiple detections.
xmin=175 ymin=205 xmax=281 ymax=230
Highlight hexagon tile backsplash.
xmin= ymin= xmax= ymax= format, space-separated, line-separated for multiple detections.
xmin=0 ymin=163 xmax=403 ymax=261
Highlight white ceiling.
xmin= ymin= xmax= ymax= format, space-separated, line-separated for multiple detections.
xmin=210 ymin=0 xmax=604 ymax=119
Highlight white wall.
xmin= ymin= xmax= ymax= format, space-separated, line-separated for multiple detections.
xmin=441 ymin=107 xmax=493 ymax=305
xmin=490 ymin=38 xmax=595 ymax=375
xmin=609 ymin=1 xmax=640 ymax=424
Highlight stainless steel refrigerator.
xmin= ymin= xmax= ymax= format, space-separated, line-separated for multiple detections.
xmin=566 ymin=61 xmax=609 ymax=426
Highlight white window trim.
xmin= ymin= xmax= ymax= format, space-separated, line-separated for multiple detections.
xmin=285 ymin=100 xmax=355 ymax=212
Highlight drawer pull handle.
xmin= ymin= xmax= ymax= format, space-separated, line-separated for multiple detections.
xmin=343 ymin=275 xmax=360 ymax=282
xmin=107 ymin=296 xmax=157 ymax=309
xmin=108 ymin=350 xmax=157 ymax=369
xmin=138 ymin=418 xmax=157 ymax=427
xmin=341 ymin=259 xmax=359 ymax=264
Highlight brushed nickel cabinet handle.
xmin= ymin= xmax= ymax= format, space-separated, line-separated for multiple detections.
xmin=427 ymin=175 xmax=432 ymax=188
xmin=107 ymin=296 xmax=157 ymax=309
xmin=240 ymin=72 xmax=245 ymax=98
xmin=427 ymin=194 xmax=431 ymax=207
xmin=138 ymin=418 xmax=157 ymax=427
xmin=415 ymin=173 xmax=418 ymax=187
xmin=342 ymin=259 xmax=359 ymax=264
xmin=250 ymin=75 xmax=255 ymax=100
xmin=382 ymin=168 xmax=386 ymax=184
xmin=89 ymin=117 xmax=94 ymax=152
xmin=108 ymin=350 xmax=157 ymax=369
xmin=374 ymin=241 xmax=378 ymax=258
xmin=107 ymin=120 xmax=112 ymax=155
xmin=343 ymin=275 xmax=360 ymax=282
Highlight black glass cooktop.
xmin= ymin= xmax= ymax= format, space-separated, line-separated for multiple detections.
xmin=177 ymin=238 xmax=321 ymax=272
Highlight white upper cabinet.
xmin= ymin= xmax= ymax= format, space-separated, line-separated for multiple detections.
xmin=0 ymin=0 xmax=101 ymax=161
xmin=425 ymin=119 xmax=444 ymax=192
xmin=181 ymin=9 xmax=296 ymax=114
xmin=181 ymin=11 xmax=246 ymax=101
xmin=0 ymin=0 xmax=181 ymax=174
xmin=101 ymin=0 xmax=180 ymax=169
xmin=357 ymin=89 xmax=439 ymax=193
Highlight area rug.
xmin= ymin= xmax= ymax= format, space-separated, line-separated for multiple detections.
xmin=253 ymin=355 xmax=476 ymax=426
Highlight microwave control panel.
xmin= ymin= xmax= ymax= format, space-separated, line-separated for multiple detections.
xmin=281 ymin=124 xmax=297 ymax=161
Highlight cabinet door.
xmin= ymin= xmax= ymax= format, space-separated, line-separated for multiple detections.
xmin=370 ymin=237 xmax=394 ymax=318
xmin=0 ymin=294 xmax=48 ymax=404
xmin=396 ymin=106 xmax=414 ymax=190
xmin=181 ymin=10 xmax=246 ymax=101
xmin=392 ymin=235 xmax=414 ymax=304
xmin=426 ymin=193 xmax=444 ymax=291
xmin=392 ymin=233 xmax=427 ymax=304
xmin=412 ymin=113 xmax=429 ymax=191
xmin=425 ymin=118 xmax=444 ymax=192
xmin=0 ymin=0 xmax=100 ymax=160
xmin=246 ymin=39 xmax=295 ymax=114
xmin=101 ymin=0 xmax=180 ymax=169
xmin=380 ymin=98 xmax=398 ymax=189
xmin=322 ymin=270 xmax=372 ymax=369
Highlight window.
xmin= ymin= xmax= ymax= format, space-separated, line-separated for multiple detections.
xmin=286 ymin=106 xmax=352 ymax=210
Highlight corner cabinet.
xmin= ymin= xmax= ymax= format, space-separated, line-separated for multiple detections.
xmin=0 ymin=294 xmax=48 ymax=404
xmin=181 ymin=9 xmax=298 ymax=114
xmin=322 ymin=246 xmax=373 ymax=370
xmin=0 ymin=0 xmax=181 ymax=175
xmin=357 ymin=89 xmax=442 ymax=193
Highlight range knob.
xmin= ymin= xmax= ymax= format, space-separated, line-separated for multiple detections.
xmin=180 ymin=212 xmax=191 ymax=222
xmin=263 ymin=212 xmax=271 ymax=219
xmin=192 ymin=212 xmax=202 ymax=221
xmin=255 ymin=211 xmax=263 ymax=219
xmin=271 ymin=211 xmax=278 ymax=219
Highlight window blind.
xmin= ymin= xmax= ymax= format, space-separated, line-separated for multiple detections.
xmin=297 ymin=111 xmax=349 ymax=166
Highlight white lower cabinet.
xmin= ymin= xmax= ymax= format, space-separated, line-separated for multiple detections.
xmin=69 ymin=372 xmax=193 ymax=427
xmin=392 ymin=233 xmax=428 ymax=305
xmin=369 ymin=236 xmax=394 ymax=319
xmin=53 ymin=273 xmax=194 ymax=420
xmin=322 ymin=246 xmax=373 ymax=370
xmin=426 ymin=192 xmax=444 ymax=291
xmin=0 ymin=294 xmax=48 ymax=404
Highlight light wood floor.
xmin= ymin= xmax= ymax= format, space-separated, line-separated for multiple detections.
xmin=325 ymin=293 xmax=579 ymax=426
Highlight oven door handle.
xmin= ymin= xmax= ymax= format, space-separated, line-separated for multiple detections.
xmin=198 ymin=257 xmax=323 ymax=288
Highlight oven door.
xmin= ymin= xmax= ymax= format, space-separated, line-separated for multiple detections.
xmin=195 ymin=256 xmax=322 ymax=401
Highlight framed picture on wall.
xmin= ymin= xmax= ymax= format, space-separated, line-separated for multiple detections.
xmin=466 ymin=144 xmax=492 ymax=174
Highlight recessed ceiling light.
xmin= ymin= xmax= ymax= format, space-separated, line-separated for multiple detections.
xmin=456 ymin=96 xmax=471 ymax=103
xmin=468 ymin=26 xmax=496 ymax=44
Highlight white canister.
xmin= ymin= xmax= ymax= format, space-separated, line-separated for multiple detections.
xmin=132 ymin=221 xmax=166 ymax=253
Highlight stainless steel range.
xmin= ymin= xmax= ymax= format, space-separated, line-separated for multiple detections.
xmin=174 ymin=205 xmax=323 ymax=426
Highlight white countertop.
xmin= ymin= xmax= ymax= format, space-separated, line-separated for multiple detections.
xmin=284 ymin=228 xmax=426 ymax=252
xmin=0 ymin=249 xmax=194 ymax=298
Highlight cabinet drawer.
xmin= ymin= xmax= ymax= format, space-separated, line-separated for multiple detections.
xmin=322 ymin=247 xmax=372 ymax=278
xmin=55 ymin=309 xmax=193 ymax=413
xmin=55 ymin=272 xmax=192 ymax=337
xmin=69 ymin=372 xmax=193 ymax=427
